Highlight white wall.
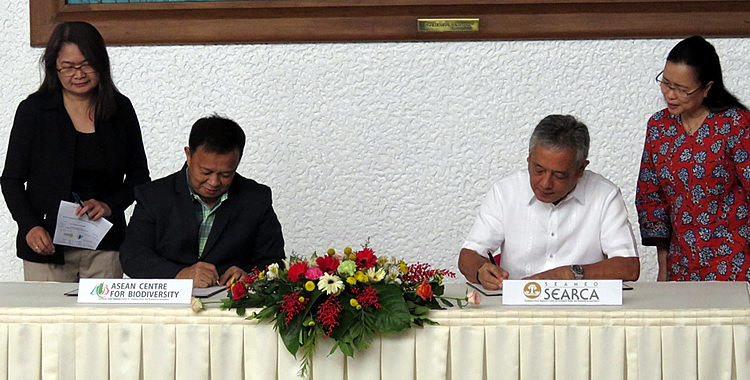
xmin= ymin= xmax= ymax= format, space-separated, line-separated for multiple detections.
xmin=2 ymin=0 xmax=749 ymax=282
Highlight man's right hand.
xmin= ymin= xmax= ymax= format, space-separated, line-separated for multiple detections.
xmin=176 ymin=262 xmax=220 ymax=288
xmin=26 ymin=226 xmax=55 ymax=255
xmin=477 ymin=262 xmax=509 ymax=290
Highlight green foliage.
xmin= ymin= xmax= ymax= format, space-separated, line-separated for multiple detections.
xmin=219 ymin=248 xmax=471 ymax=377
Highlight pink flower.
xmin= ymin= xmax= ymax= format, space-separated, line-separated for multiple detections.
xmin=305 ymin=267 xmax=324 ymax=280
xmin=466 ymin=290 xmax=481 ymax=305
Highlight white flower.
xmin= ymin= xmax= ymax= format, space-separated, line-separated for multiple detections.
xmin=317 ymin=273 xmax=345 ymax=295
xmin=366 ymin=267 xmax=386 ymax=283
xmin=466 ymin=290 xmax=481 ymax=305
xmin=266 ymin=263 xmax=279 ymax=280
xmin=190 ymin=297 xmax=204 ymax=313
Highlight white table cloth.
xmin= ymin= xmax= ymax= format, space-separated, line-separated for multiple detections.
xmin=0 ymin=281 xmax=748 ymax=380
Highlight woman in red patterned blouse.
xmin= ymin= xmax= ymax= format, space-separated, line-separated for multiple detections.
xmin=636 ymin=36 xmax=750 ymax=281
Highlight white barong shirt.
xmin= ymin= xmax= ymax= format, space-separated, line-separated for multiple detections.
xmin=462 ymin=170 xmax=639 ymax=279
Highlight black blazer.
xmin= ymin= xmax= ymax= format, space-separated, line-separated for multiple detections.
xmin=0 ymin=91 xmax=150 ymax=263
xmin=119 ymin=168 xmax=285 ymax=278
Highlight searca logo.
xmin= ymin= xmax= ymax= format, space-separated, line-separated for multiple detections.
xmin=90 ymin=283 xmax=110 ymax=298
xmin=523 ymin=282 xmax=542 ymax=299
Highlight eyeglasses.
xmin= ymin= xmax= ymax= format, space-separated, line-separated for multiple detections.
xmin=655 ymin=71 xmax=703 ymax=99
xmin=56 ymin=63 xmax=96 ymax=77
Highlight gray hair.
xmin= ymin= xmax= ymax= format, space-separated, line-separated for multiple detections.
xmin=528 ymin=114 xmax=590 ymax=167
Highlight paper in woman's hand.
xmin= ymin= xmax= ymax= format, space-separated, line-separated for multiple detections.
xmin=53 ymin=201 xmax=112 ymax=249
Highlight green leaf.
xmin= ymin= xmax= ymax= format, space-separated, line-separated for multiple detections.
xmin=278 ymin=317 xmax=302 ymax=355
xmin=410 ymin=305 xmax=431 ymax=315
xmin=338 ymin=341 xmax=355 ymax=357
xmin=371 ymin=284 xmax=411 ymax=333
xmin=439 ymin=297 xmax=454 ymax=308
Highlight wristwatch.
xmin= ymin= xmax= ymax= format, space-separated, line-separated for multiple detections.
xmin=570 ymin=264 xmax=584 ymax=280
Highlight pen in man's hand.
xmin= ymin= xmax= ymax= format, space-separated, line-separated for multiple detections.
xmin=487 ymin=250 xmax=498 ymax=266
xmin=72 ymin=192 xmax=90 ymax=217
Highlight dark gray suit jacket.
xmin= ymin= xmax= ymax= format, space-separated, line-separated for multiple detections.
xmin=120 ymin=169 xmax=284 ymax=278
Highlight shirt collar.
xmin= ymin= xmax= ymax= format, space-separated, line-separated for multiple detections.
xmin=525 ymin=171 xmax=586 ymax=207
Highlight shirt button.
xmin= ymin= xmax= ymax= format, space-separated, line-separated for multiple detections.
xmin=551 ymin=232 xmax=555 ymax=236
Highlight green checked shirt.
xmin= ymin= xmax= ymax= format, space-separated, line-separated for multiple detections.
xmin=186 ymin=169 xmax=228 ymax=257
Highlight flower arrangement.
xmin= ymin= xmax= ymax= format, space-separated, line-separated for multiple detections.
xmin=216 ymin=243 xmax=479 ymax=376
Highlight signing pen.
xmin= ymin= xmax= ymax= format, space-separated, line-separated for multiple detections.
xmin=487 ymin=250 xmax=498 ymax=266
xmin=72 ymin=192 xmax=90 ymax=217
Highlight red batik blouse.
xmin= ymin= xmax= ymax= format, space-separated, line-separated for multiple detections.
xmin=636 ymin=107 xmax=750 ymax=281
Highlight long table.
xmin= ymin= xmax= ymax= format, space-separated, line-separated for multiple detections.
xmin=1 ymin=281 xmax=748 ymax=380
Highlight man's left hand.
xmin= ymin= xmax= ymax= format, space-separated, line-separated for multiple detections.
xmin=523 ymin=266 xmax=575 ymax=280
xmin=219 ymin=266 xmax=246 ymax=286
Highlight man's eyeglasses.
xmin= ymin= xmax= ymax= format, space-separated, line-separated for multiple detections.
xmin=56 ymin=63 xmax=96 ymax=77
xmin=655 ymin=71 xmax=703 ymax=99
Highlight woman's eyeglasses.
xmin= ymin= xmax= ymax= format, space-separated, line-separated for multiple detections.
xmin=56 ymin=63 xmax=96 ymax=77
xmin=655 ymin=71 xmax=703 ymax=99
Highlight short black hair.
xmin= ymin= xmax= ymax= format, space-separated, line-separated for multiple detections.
xmin=188 ymin=115 xmax=246 ymax=156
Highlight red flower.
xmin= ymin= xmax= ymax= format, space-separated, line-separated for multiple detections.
xmin=415 ymin=280 xmax=433 ymax=301
xmin=316 ymin=255 xmax=340 ymax=274
xmin=287 ymin=262 xmax=309 ymax=282
xmin=281 ymin=291 xmax=307 ymax=325
xmin=355 ymin=248 xmax=377 ymax=269
xmin=403 ymin=262 xmax=456 ymax=283
xmin=316 ymin=295 xmax=342 ymax=337
xmin=355 ymin=286 xmax=381 ymax=309
xmin=242 ymin=270 xmax=260 ymax=284
xmin=230 ymin=281 xmax=248 ymax=300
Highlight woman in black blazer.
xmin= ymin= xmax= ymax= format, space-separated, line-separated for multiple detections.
xmin=0 ymin=21 xmax=150 ymax=281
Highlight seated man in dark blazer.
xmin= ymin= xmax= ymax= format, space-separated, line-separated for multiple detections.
xmin=120 ymin=115 xmax=285 ymax=288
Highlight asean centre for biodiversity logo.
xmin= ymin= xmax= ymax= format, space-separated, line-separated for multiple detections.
xmin=91 ymin=282 xmax=110 ymax=298
xmin=523 ymin=282 xmax=542 ymax=299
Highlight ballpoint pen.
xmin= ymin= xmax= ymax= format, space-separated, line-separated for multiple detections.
xmin=487 ymin=250 xmax=498 ymax=266
xmin=72 ymin=192 xmax=90 ymax=217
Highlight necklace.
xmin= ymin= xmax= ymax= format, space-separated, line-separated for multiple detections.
xmin=681 ymin=109 xmax=709 ymax=135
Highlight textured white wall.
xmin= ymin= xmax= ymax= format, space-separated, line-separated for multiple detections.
xmin=2 ymin=0 xmax=749 ymax=282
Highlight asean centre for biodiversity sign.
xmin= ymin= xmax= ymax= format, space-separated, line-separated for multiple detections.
xmin=78 ymin=278 xmax=192 ymax=304
xmin=503 ymin=280 xmax=623 ymax=305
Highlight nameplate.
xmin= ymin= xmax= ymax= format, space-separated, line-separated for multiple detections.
xmin=77 ymin=279 xmax=192 ymax=304
xmin=417 ymin=18 xmax=479 ymax=33
xmin=502 ymin=280 xmax=622 ymax=305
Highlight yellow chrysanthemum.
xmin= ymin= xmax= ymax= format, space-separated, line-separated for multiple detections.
xmin=344 ymin=247 xmax=353 ymax=254
xmin=354 ymin=271 xmax=369 ymax=283
xmin=348 ymin=253 xmax=357 ymax=261
xmin=399 ymin=261 xmax=408 ymax=274
xmin=258 ymin=271 xmax=265 ymax=280
xmin=327 ymin=248 xmax=336 ymax=255
xmin=356 ymin=305 xmax=362 ymax=310
xmin=307 ymin=321 xmax=315 ymax=326
xmin=346 ymin=276 xmax=357 ymax=285
xmin=349 ymin=299 xmax=360 ymax=307
xmin=305 ymin=281 xmax=315 ymax=291
xmin=298 ymin=296 xmax=305 ymax=303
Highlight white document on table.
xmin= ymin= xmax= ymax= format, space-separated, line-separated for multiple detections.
xmin=53 ymin=201 xmax=112 ymax=250
xmin=466 ymin=282 xmax=503 ymax=296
